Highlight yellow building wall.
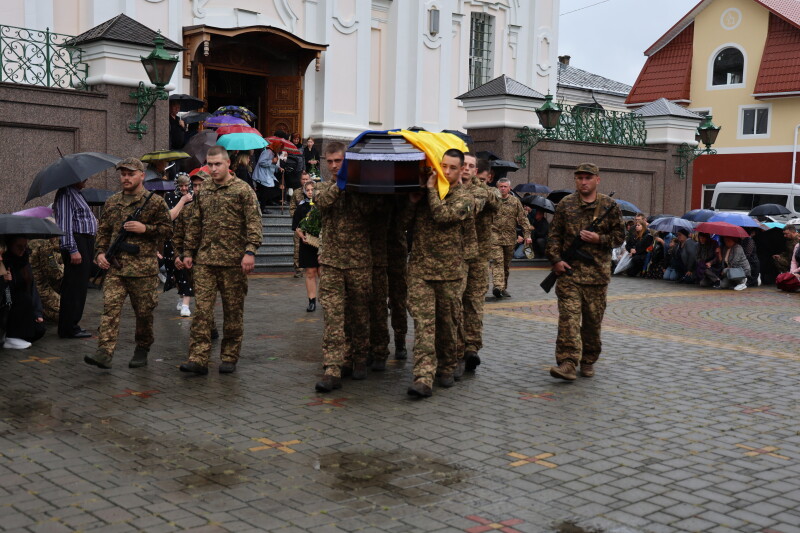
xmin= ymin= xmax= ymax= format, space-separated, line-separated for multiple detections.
xmin=689 ymin=0 xmax=800 ymax=150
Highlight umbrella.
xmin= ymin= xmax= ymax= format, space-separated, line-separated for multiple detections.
xmin=514 ymin=183 xmax=551 ymax=194
xmin=765 ymin=221 xmax=786 ymax=229
xmin=441 ymin=129 xmax=474 ymax=145
xmin=648 ymin=216 xmax=695 ymax=234
xmin=13 ymin=206 xmax=53 ymax=218
xmin=748 ymin=204 xmax=791 ymax=217
xmin=183 ymin=130 xmax=219 ymax=169
xmin=264 ymin=136 xmax=302 ymax=156
xmin=189 ymin=165 xmax=209 ymax=177
xmin=141 ymin=150 xmax=190 ymax=163
xmin=169 ymin=94 xmax=205 ymax=112
xmin=646 ymin=214 xmax=676 ymax=223
xmin=681 ymin=209 xmax=716 ymax=222
xmin=0 ymin=214 xmax=64 ymax=238
xmin=616 ymin=199 xmax=642 ymax=216
xmin=216 ymin=125 xmax=262 ymax=136
xmin=490 ymin=160 xmax=520 ymax=172
xmin=216 ymin=132 xmax=267 ymax=151
xmin=708 ymin=212 xmax=761 ymax=228
xmin=26 ymin=152 xmax=121 ymax=203
xmin=212 ymin=105 xmax=256 ymax=123
xmin=475 ymin=150 xmax=501 ymax=161
xmin=81 ymin=188 xmax=114 ymax=206
xmin=521 ymin=195 xmax=556 ymax=214
xmin=205 ymin=115 xmax=248 ymax=129
xmin=695 ymin=221 xmax=749 ymax=239
xmin=144 ymin=180 xmax=176 ymax=192
xmin=547 ymin=189 xmax=574 ymax=204
xmin=180 ymin=111 xmax=211 ymax=124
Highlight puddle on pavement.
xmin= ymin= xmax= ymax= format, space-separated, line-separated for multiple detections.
xmin=553 ymin=521 xmax=605 ymax=533
xmin=176 ymin=464 xmax=249 ymax=489
xmin=0 ymin=390 xmax=80 ymax=431
xmin=316 ymin=450 xmax=469 ymax=504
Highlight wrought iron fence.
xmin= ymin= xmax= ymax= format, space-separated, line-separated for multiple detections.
xmin=0 ymin=24 xmax=87 ymax=89
xmin=516 ymin=104 xmax=647 ymax=167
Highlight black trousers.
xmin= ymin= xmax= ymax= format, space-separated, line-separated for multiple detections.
xmin=58 ymin=233 xmax=94 ymax=337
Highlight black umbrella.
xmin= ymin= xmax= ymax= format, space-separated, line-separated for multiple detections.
xmin=81 ymin=188 xmax=114 ymax=206
xmin=547 ymin=189 xmax=574 ymax=204
xmin=169 ymin=93 xmax=205 ymax=112
xmin=475 ymin=150 xmax=501 ymax=161
xmin=144 ymin=180 xmax=176 ymax=192
xmin=180 ymin=111 xmax=211 ymax=124
xmin=522 ymin=195 xmax=556 ymax=214
xmin=26 ymin=152 xmax=121 ymax=203
xmin=183 ymin=130 xmax=218 ymax=171
xmin=749 ymin=203 xmax=791 ymax=217
xmin=0 ymin=215 xmax=64 ymax=239
xmin=514 ymin=183 xmax=551 ymax=194
xmin=491 ymin=160 xmax=520 ymax=172
xmin=441 ymin=129 xmax=474 ymax=145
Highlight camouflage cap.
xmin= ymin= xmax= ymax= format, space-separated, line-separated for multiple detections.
xmin=574 ymin=163 xmax=599 ymax=175
xmin=191 ymin=170 xmax=210 ymax=181
xmin=115 ymin=157 xmax=145 ymax=172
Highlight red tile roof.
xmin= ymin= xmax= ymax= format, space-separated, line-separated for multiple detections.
xmin=754 ymin=13 xmax=800 ymax=96
xmin=756 ymin=0 xmax=800 ymax=28
xmin=626 ymin=24 xmax=694 ymax=105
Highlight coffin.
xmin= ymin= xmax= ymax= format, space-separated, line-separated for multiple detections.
xmin=345 ymin=134 xmax=426 ymax=194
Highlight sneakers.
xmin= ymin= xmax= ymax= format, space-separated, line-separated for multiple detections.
xmin=180 ymin=305 xmax=191 ymax=317
xmin=315 ymin=375 xmax=342 ymax=393
xmin=219 ymin=361 xmax=236 ymax=374
xmin=85 ymin=352 xmax=112 ymax=369
xmin=128 ymin=347 xmax=148 ymax=368
xmin=734 ymin=283 xmax=747 ymax=291
xmin=179 ymin=361 xmax=208 ymax=375
xmin=579 ymin=363 xmax=595 ymax=378
xmin=176 ymin=298 xmax=183 ymax=311
xmin=464 ymin=350 xmax=481 ymax=372
xmin=549 ymin=361 xmax=577 ymax=381
xmin=407 ymin=381 xmax=433 ymax=398
xmin=492 ymin=287 xmax=503 ymax=298
xmin=3 ymin=337 xmax=31 ymax=350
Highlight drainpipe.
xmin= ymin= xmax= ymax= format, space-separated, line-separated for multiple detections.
xmin=793 ymin=124 xmax=800 ymax=185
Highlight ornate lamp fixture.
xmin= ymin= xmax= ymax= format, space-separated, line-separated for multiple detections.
xmin=515 ymin=94 xmax=563 ymax=167
xmin=128 ymin=34 xmax=179 ymax=139
xmin=675 ymin=114 xmax=721 ymax=180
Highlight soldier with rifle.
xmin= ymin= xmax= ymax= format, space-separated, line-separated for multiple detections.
xmin=545 ymin=163 xmax=624 ymax=381
xmin=85 ymin=158 xmax=172 ymax=370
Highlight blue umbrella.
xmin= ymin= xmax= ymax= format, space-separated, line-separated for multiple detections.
xmin=216 ymin=132 xmax=267 ymax=151
xmin=708 ymin=212 xmax=762 ymax=228
xmin=649 ymin=217 xmax=695 ymax=233
xmin=764 ymin=221 xmax=786 ymax=229
xmin=682 ymin=209 xmax=716 ymax=222
xmin=615 ymin=199 xmax=641 ymax=215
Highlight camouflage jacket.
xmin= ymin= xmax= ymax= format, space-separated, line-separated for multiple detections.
xmin=545 ymin=192 xmax=625 ymax=285
xmin=289 ymin=187 xmax=304 ymax=218
xmin=387 ymin=196 xmax=409 ymax=271
xmin=369 ymin=197 xmax=390 ymax=268
xmin=408 ymin=184 xmax=473 ymax=280
xmin=172 ymin=200 xmax=197 ymax=255
xmin=184 ymin=176 xmax=263 ymax=266
xmin=467 ymin=177 xmax=501 ymax=259
xmin=315 ymin=181 xmax=373 ymax=269
xmin=96 ymin=190 xmax=172 ymax=277
xmin=28 ymin=238 xmax=63 ymax=290
xmin=491 ymin=193 xmax=531 ymax=246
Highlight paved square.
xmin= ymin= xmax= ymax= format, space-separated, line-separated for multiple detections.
xmin=1 ymin=268 xmax=799 ymax=533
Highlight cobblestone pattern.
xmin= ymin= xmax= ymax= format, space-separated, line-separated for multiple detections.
xmin=1 ymin=270 xmax=799 ymax=533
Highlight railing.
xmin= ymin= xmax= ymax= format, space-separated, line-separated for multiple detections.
xmin=516 ymin=104 xmax=647 ymax=167
xmin=0 ymin=24 xmax=87 ymax=89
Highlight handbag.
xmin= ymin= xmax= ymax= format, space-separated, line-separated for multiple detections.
xmin=725 ymin=267 xmax=746 ymax=280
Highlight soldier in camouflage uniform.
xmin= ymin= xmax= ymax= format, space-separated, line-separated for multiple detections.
xmin=772 ymin=226 xmax=799 ymax=273
xmin=459 ymin=158 xmax=500 ymax=375
xmin=314 ymin=143 xmax=374 ymax=392
xmin=85 ymin=158 xmax=172 ymax=369
xmin=368 ymin=197 xmax=391 ymax=370
xmin=180 ymin=146 xmax=263 ymax=375
xmin=290 ymin=171 xmax=312 ymax=277
xmin=407 ymin=149 xmax=473 ymax=398
xmin=545 ymin=163 xmax=624 ymax=381
xmin=387 ymin=196 xmax=409 ymax=359
xmin=490 ymin=178 xmax=532 ymax=298
xmin=28 ymin=237 xmax=63 ymax=322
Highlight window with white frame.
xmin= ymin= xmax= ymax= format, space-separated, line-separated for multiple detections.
xmin=469 ymin=13 xmax=494 ymax=89
xmin=740 ymin=106 xmax=769 ymax=137
xmin=712 ymin=47 xmax=744 ymax=86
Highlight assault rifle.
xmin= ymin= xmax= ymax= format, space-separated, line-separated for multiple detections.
xmin=540 ymin=191 xmax=617 ymax=293
xmin=91 ymin=192 xmax=154 ymax=286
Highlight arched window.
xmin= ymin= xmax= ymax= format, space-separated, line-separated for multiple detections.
xmin=712 ymin=47 xmax=744 ymax=86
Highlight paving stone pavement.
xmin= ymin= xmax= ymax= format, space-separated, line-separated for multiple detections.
xmin=1 ymin=268 xmax=799 ymax=533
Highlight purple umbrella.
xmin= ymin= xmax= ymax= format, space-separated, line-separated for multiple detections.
xmin=205 ymin=115 xmax=248 ymax=129
xmin=144 ymin=180 xmax=176 ymax=192
xmin=13 ymin=206 xmax=54 ymax=218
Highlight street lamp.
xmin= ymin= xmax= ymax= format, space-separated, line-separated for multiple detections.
xmin=675 ymin=114 xmax=721 ymax=180
xmin=515 ymin=94 xmax=563 ymax=167
xmin=128 ymin=34 xmax=179 ymax=139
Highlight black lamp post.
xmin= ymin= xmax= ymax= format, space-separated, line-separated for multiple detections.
xmin=128 ymin=34 xmax=179 ymax=139
xmin=676 ymin=114 xmax=721 ymax=179
xmin=515 ymin=94 xmax=563 ymax=167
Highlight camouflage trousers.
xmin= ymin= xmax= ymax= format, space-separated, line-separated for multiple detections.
xmin=188 ymin=265 xmax=247 ymax=365
xmin=387 ymin=258 xmax=408 ymax=344
xmin=554 ymin=278 xmax=608 ymax=366
xmin=462 ymin=258 xmax=489 ymax=353
xmin=293 ymin=233 xmax=300 ymax=270
xmin=773 ymin=255 xmax=790 ymax=273
xmin=38 ymin=283 xmax=60 ymax=323
xmin=490 ymin=244 xmax=514 ymax=291
xmin=320 ymin=265 xmax=371 ymax=377
xmin=97 ymin=274 xmax=158 ymax=358
xmin=369 ymin=266 xmax=390 ymax=361
xmin=408 ymin=275 xmax=463 ymax=386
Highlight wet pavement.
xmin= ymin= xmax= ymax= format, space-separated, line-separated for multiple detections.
xmin=1 ymin=268 xmax=799 ymax=533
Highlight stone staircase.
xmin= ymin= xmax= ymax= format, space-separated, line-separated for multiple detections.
xmin=256 ymin=207 xmax=295 ymax=272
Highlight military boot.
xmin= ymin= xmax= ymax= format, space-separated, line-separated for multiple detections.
xmin=438 ymin=373 xmax=455 ymax=388
xmin=315 ymin=375 xmax=342 ymax=393
xmin=394 ymin=341 xmax=408 ymax=360
xmin=464 ymin=350 xmax=481 ymax=372
xmin=454 ymin=359 xmax=466 ymax=381
xmin=352 ymin=362 xmax=368 ymax=380
xmin=579 ymin=363 xmax=595 ymax=378
xmin=407 ymin=380 xmax=432 ymax=398
xmin=549 ymin=361 xmax=577 ymax=381
xmin=128 ymin=347 xmax=148 ymax=368
xmin=84 ymin=352 xmax=112 ymax=370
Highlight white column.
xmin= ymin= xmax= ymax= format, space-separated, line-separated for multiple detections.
xmin=23 ymin=0 xmax=53 ymax=30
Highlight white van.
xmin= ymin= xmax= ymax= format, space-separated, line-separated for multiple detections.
xmin=710 ymin=182 xmax=800 ymax=221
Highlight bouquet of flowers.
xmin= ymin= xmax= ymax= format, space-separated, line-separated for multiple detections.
xmin=298 ymin=202 xmax=321 ymax=247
